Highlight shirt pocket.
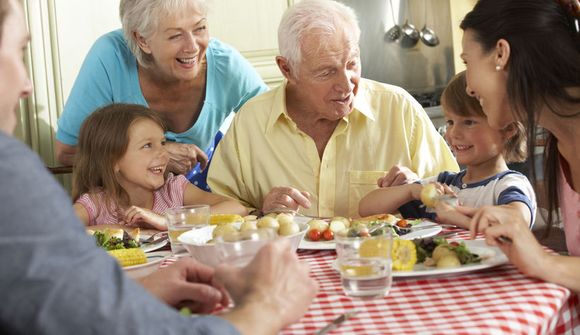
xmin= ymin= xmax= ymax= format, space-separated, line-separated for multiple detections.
xmin=348 ymin=170 xmax=386 ymax=217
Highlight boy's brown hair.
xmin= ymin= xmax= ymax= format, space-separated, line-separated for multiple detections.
xmin=441 ymin=71 xmax=527 ymax=163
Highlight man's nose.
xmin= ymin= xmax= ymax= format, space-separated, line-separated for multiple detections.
xmin=21 ymin=76 xmax=33 ymax=98
xmin=334 ymin=70 xmax=354 ymax=93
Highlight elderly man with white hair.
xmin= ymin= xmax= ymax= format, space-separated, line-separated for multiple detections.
xmin=208 ymin=0 xmax=459 ymax=218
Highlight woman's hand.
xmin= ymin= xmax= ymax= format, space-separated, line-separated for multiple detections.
xmin=262 ymin=186 xmax=311 ymax=213
xmin=164 ymin=142 xmax=209 ymax=175
xmin=139 ymin=257 xmax=229 ymax=313
xmin=377 ymin=165 xmax=419 ymax=187
xmin=215 ymin=239 xmax=318 ymax=333
xmin=123 ymin=206 xmax=167 ymax=231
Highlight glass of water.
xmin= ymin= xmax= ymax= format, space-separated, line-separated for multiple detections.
xmin=335 ymin=230 xmax=393 ymax=298
xmin=165 ymin=205 xmax=210 ymax=256
xmin=215 ymin=228 xmax=276 ymax=267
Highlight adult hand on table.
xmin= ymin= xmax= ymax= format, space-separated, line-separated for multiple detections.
xmin=262 ymin=186 xmax=311 ymax=213
xmin=215 ymin=239 xmax=318 ymax=334
xmin=377 ymin=165 xmax=419 ymax=187
xmin=165 ymin=142 xmax=209 ymax=175
xmin=138 ymin=257 xmax=228 ymax=313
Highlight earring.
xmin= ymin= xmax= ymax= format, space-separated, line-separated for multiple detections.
xmin=495 ymin=65 xmax=502 ymax=71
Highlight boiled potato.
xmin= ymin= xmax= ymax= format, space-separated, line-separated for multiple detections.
xmin=243 ymin=214 xmax=258 ymax=222
xmin=421 ymin=183 xmax=441 ymax=208
xmin=239 ymin=221 xmax=258 ymax=232
xmin=257 ymin=216 xmax=280 ymax=231
xmin=212 ymin=223 xmax=238 ymax=239
xmin=308 ymin=219 xmax=329 ymax=232
xmin=278 ymin=222 xmax=300 ymax=236
xmin=431 ymin=245 xmax=454 ymax=262
xmin=330 ymin=216 xmax=351 ymax=228
xmin=276 ymin=213 xmax=295 ymax=226
xmin=436 ymin=254 xmax=461 ymax=268
xmin=329 ymin=220 xmax=347 ymax=233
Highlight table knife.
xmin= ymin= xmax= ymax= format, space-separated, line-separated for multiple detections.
xmin=315 ymin=310 xmax=359 ymax=335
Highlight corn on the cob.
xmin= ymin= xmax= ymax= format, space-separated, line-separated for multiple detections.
xmin=210 ymin=214 xmax=243 ymax=225
xmin=392 ymin=239 xmax=417 ymax=271
xmin=107 ymin=248 xmax=147 ymax=267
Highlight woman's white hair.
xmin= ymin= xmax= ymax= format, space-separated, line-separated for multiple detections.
xmin=119 ymin=0 xmax=208 ymax=67
xmin=278 ymin=0 xmax=360 ymax=76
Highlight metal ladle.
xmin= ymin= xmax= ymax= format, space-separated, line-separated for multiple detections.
xmin=384 ymin=0 xmax=401 ymax=42
xmin=401 ymin=19 xmax=420 ymax=48
xmin=420 ymin=0 xmax=440 ymax=47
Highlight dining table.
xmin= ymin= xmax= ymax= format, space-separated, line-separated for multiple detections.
xmin=159 ymin=230 xmax=579 ymax=334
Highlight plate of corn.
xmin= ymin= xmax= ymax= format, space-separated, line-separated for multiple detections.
xmin=107 ymin=249 xmax=170 ymax=278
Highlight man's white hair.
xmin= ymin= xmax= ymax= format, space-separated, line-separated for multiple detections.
xmin=119 ymin=0 xmax=208 ymax=68
xmin=278 ymin=0 xmax=360 ymax=76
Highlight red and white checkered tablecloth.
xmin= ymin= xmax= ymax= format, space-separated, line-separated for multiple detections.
xmin=160 ymin=231 xmax=579 ymax=334
xmin=282 ymin=232 xmax=579 ymax=335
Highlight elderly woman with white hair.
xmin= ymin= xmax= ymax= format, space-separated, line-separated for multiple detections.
xmin=55 ymin=0 xmax=267 ymax=187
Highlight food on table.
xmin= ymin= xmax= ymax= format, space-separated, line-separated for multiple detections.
xmin=239 ymin=220 xmax=258 ymax=232
xmin=89 ymin=229 xmax=140 ymax=250
xmin=420 ymin=183 xmax=441 ymax=208
xmin=276 ymin=213 xmax=295 ymax=226
xmin=308 ymin=219 xmax=329 ymax=232
xmin=107 ymin=248 xmax=147 ymax=267
xmin=243 ymin=214 xmax=258 ymax=222
xmin=210 ymin=213 xmax=244 ymax=225
xmin=322 ymin=229 xmax=334 ymax=241
xmin=212 ymin=223 xmax=238 ymax=239
xmin=307 ymin=229 xmax=322 ymax=242
xmin=329 ymin=219 xmax=348 ymax=233
xmin=415 ymin=237 xmax=481 ymax=268
xmin=391 ymin=239 xmax=418 ymax=271
xmin=257 ymin=216 xmax=280 ymax=230
xmin=279 ymin=221 xmax=300 ymax=236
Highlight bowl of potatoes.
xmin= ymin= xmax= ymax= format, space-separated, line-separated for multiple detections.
xmin=179 ymin=213 xmax=308 ymax=267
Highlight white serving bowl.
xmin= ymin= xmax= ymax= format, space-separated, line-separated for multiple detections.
xmin=178 ymin=222 xmax=307 ymax=267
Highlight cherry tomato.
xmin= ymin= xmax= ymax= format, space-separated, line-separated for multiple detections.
xmin=449 ymin=241 xmax=460 ymax=247
xmin=308 ymin=229 xmax=322 ymax=241
xmin=322 ymin=229 xmax=334 ymax=241
xmin=396 ymin=219 xmax=409 ymax=228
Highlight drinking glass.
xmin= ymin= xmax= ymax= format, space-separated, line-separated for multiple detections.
xmin=335 ymin=230 xmax=393 ymax=298
xmin=165 ymin=205 xmax=210 ymax=255
xmin=215 ymin=228 xmax=276 ymax=267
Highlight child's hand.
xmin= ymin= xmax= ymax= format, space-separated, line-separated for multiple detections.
xmin=124 ymin=206 xmax=168 ymax=231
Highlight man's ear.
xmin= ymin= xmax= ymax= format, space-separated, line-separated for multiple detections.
xmin=494 ymin=38 xmax=511 ymax=71
xmin=276 ymin=56 xmax=294 ymax=81
xmin=134 ymin=31 xmax=152 ymax=54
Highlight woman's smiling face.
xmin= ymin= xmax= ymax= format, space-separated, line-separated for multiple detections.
xmin=461 ymin=29 xmax=514 ymax=130
xmin=137 ymin=8 xmax=209 ymax=82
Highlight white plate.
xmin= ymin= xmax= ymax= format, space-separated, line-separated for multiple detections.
xmin=124 ymin=250 xmax=170 ymax=278
xmin=331 ymin=240 xmax=508 ymax=278
xmin=140 ymin=235 xmax=169 ymax=253
xmin=298 ymin=220 xmax=443 ymax=250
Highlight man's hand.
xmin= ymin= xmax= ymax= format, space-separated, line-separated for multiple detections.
xmin=139 ymin=258 xmax=229 ymax=313
xmin=377 ymin=165 xmax=419 ymax=187
xmin=262 ymin=186 xmax=311 ymax=213
xmin=215 ymin=239 xmax=318 ymax=332
xmin=165 ymin=142 xmax=209 ymax=175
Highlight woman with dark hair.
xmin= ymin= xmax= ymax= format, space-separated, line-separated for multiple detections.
xmin=457 ymin=0 xmax=580 ymax=291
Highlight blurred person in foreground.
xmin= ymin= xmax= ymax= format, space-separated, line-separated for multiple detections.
xmin=0 ymin=1 xmax=317 ymax=333
xmin=208 ymin=0 xmax=459 ymax=218
xmin=455 ymin=0 xmax=580 ymax=292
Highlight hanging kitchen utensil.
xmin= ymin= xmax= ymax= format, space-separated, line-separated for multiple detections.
xmin=384 ymin=0 xmax=401 ymax=42
xmin=400 ymin=3 xmax=419 ymax=48
xmin=420 ymin=0 xmax=440 ymax=46
xmin=401 ymin=19 xmax=420 ymax=48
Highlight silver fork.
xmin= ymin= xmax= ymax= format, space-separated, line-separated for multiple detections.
xmin=315 ymin=310 xmax=360 ymax=335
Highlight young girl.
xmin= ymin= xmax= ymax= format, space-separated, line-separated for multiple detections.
xmin=359 ymin=71 xmax=536 ymax=230
xmin=72 ymin=103 xmax=247 ymax=230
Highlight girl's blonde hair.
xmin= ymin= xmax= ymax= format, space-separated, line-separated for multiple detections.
xmin=441 ymin=71 xmax=527 ymax=163
xmin=72 ymin=104 xmax=166 ymax=217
